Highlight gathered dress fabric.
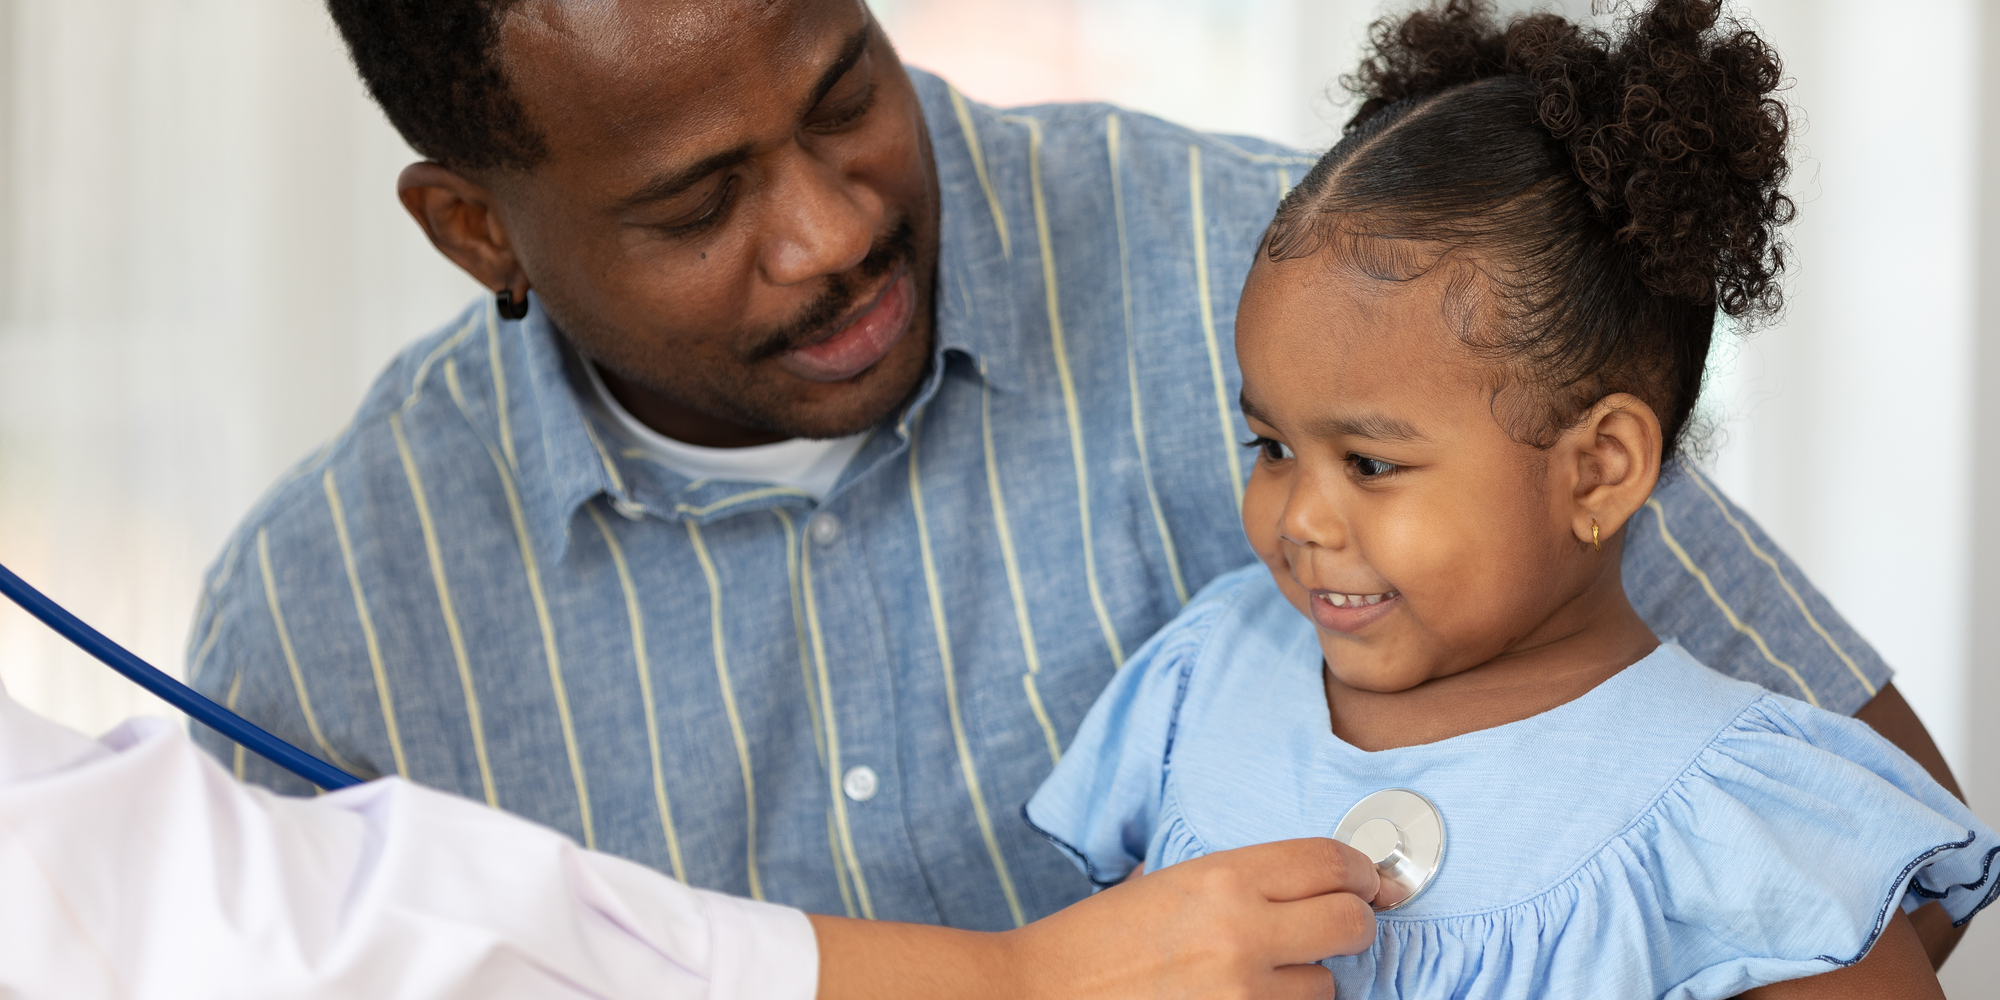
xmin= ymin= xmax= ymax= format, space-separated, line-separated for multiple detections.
xmin=1024 ymin=565 xmax=1998 ymax=999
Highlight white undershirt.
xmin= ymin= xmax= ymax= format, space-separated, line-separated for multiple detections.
xmin=583 ymin=362 xmax=867 ymax=500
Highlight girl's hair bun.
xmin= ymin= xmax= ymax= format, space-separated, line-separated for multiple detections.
xmin=1348 ymin=0 xmax=1795 ymax=320
xmin=1265 ymin=0 xmax=1797 ymax=460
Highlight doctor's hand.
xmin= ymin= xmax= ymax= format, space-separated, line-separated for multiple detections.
xmin=811 ymin=837 xmax=1381 ymax=1000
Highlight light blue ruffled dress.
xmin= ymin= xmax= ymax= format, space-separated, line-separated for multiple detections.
xmin=1025 ymin=565 xmax=1998 ymax=999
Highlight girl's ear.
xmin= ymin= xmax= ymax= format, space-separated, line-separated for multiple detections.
xmin=1559 ymin=393 xmax=1664 ymax=552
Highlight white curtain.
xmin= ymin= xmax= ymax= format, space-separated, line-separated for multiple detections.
xmin=0 ymin=0 xmax=476 ymax=732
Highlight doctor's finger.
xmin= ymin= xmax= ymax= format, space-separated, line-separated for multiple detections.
xmin=1265 ymin=890 xmax=1378 ymax=966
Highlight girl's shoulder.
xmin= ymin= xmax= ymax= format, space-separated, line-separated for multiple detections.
xmin=1024 ymin=563 xmax=1316 ymax=885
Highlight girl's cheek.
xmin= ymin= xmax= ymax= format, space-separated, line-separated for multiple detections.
xmin=1240 ymin=472 xmax=1286 ymax=561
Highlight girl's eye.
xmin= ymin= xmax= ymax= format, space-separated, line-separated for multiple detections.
xmin=1350 ymin=455 xmax=1397 ymax=479
xmin=1244 ymin=436 xmax=1294 ymax=463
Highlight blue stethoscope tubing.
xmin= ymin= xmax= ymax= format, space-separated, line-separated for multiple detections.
xmin=0 ymin=560 xmax=362 ymax=790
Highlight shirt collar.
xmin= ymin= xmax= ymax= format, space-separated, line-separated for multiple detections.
xmin=508 ymin=300 xmax=626 ymax=565
xmin=913 ymin=68 xmax=1028 ymax=395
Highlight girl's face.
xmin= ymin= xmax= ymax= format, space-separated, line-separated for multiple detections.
xmin=1236 ymin=255 xmax=1614 ymax=694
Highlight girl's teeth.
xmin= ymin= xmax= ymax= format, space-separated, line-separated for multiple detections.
xmin=1318 ymin=591 xmax=1398 ymax=608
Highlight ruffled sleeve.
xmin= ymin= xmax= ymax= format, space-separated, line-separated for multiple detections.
xmin=1598 ymin=695 xmax=1997 ymax=998
xmin=1022 ymin=581 xmax=1237 ymax=887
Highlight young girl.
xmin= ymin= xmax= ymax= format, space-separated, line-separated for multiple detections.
xmin=1024 ymin=1 xmax=1996 ymax=996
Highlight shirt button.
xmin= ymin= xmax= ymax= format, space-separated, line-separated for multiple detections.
xmin=809 ymin=513 xmax=842 ymax=546
xmin=612 ymin=498 xmax=647 ymax=521
xmin=842 ymin=765 xmax=878 ymax=802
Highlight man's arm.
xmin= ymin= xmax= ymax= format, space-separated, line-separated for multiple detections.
xmin=1737 ymin=909 xmax=1943 ymax=1000
xmin=1623 ymin=464 xmax=1968 ymax=968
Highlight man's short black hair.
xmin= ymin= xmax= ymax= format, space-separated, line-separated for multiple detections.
xmin=326 ymin=0 xmax=547 ymax=171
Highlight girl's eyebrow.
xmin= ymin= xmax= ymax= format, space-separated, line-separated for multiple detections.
xmin=1240 ymin=392 xmax=1427 ymax=443
xmin=1319 ymin=413 xmax=1428 ymax=443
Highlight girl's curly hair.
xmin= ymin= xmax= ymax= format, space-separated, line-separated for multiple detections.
xmin=1265 ymin=0 xmax=1794 ymax=459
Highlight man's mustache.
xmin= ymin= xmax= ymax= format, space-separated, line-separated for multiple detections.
xmin=745 ymin=218 xmax=918 ymax=363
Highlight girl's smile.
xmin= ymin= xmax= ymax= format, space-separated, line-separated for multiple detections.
xmin=1307 ymin=589 xmax=1403 ymax=633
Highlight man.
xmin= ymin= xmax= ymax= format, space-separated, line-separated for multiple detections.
xmin=192 ymin=0 xmax=1966 ymax=966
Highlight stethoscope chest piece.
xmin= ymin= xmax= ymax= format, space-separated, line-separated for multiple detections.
xmin=1334 ymin=788 xmax=1445 ymax=911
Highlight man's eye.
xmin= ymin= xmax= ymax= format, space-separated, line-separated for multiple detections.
xmin=1244 ymin=436 xmax=1293 ymax=463
xmin=809 ymin=82 xmax=877 ymax=132
xmin=658 ymin=177 xmax=737 ymax=236
xmin=1350 ymin=455 xmax=1397 ymax=478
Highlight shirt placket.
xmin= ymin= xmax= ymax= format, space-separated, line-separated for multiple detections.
xmin=792 ymin=455 xmax=943 ymax=924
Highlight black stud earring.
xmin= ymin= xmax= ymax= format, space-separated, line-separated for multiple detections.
xmin=496 ymin=288 xmax=530 ymax=321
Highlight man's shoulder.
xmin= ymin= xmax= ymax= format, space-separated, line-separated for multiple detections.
xmin=198 ymin=298 xmax=493 ymax=591
xmin=907 ymin=67 xmax=1316 ymax=186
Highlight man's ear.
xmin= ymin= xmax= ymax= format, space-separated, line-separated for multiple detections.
xmin=1559 ymin=393 xmax=1664 ymax=551
xmin=397 ymin=162 xmax=530 ymax=301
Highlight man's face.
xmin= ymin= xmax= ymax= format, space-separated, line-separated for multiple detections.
xmin=489 ymin=0 xmax=938 ymax=442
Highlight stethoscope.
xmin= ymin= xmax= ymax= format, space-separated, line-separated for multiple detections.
xmin=1335 ymin=788 xmax=1446 ymax=910
xmin=0 ymin=561 xmax=362 ymax=790
xmin=4 ymin=556 xmax=1450 ymax=903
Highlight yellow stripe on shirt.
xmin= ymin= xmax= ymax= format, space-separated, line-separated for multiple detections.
xmin=1682 ymin=467 xmax=1877 ymax=698
xmin=910 ymin=423 xmax=1028 ymax=928
xmin=256 ymin=528 xmax=364 ymax=781
xmin=324 ymin=468 xmax=409 ymax=778
xmin=774 ymin=509 xmax=856 ymax=917
xmin=446 ymin=360 xmax=595 ymax=847
xmin=684 ymin=519 xmax=765 ymax=900
xmin=485 ymin=299 xmax=519 ymax=472
xmin=1644 ymin=499 xmax=1819 ymax=706
xmin=226 ymin=669 xmax=246 ymax=781
xmin=950 ymin=84 xmax=1011 ymax=258
xmin=981 ymin=377 xmax=1064 ymax=765
xmin=1006 ymin=112 xmax=1126 ymax=667
xmin=390 ymin=411 xmax=499 ymax=806
xmin=1108 ymin=113 xmax=1191 ymax=607
xmin=1189 ymin=144 xmax=1246 ymax=505
xmin=587 ymin=505 xmax=688 ymax=883
xmin=800 ymin=540 xmax=875 ymax=918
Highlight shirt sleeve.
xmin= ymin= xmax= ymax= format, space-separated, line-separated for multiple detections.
xmin=0 ymin=681 xmax=818 ymax=1000
xmin=1023 ymin=593 xmax=1223 ymax=887
xmin=1622 ymin=460 xmax=1893 ymax=716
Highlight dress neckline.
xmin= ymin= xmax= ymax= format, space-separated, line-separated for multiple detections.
xmin=1294 ymin=634 xmax=1673 ymax=764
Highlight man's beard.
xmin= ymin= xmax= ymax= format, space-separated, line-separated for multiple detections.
xmin=743 ymin=216 xmax=918 ymax=364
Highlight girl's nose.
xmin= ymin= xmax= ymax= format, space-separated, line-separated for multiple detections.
xmin=1276 ymin=472 xmax=1348 ymax=551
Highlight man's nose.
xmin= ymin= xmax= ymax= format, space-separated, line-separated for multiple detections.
xmin=759 ymin=148 xmax=882 ymax=286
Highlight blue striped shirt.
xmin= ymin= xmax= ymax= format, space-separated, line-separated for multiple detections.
xmin=189 ymin=70 xmax=1892 ymax=931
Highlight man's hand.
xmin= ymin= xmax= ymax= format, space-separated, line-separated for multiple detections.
xmin=811 ymin=837 xmax=1381 ymax=1000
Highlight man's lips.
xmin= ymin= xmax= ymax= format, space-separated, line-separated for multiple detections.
xmin=774 ymin=269 xmax=914 ymax=384
xmin=1307 ymin=588 xmax=1402 ymax=634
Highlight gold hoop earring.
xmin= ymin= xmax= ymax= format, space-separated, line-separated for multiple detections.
xmin=1592 ymin=520 xmax=1601 ymax=552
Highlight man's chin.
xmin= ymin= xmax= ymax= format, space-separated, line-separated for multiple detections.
xmin=753 ymin=326 xmax=933 ymax=439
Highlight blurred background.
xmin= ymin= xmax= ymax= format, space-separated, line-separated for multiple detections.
xmin=0 ymin=0 xmax=1993 ymax=988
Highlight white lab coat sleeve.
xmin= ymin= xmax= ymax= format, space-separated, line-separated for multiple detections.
xmin=0 ymin=683 xmax=819 ymax=1000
